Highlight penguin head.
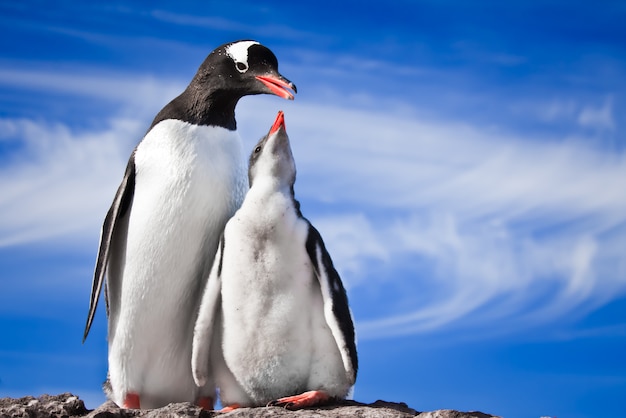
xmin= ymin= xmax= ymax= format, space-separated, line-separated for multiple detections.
xmin=248 ymin=111 xmax=296 ymax=189
xmin=194 ymin=40 xmax=297 ymax=100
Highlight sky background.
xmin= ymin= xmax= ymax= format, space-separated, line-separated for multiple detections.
xmin=1 ymin=1 xmax=625 ymax=417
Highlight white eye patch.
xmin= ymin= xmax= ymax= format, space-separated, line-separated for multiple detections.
xmin=225 ymin=40 xmax=259 ymax=73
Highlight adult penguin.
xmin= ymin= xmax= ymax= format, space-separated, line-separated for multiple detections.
xmin=83 ymin=40 xmax=296 ymax=410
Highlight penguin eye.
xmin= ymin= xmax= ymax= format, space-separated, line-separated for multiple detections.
xmin=254 ymin=146 xmax=262 ymax=153
xmin=236 ymin=62 xmax=248 ymax=73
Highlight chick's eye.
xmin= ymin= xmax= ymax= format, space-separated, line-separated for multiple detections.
xmin=236 ymin=62 xmax=248 ymax=72
xmin=254 ymin=146 xmax=262 ymax=153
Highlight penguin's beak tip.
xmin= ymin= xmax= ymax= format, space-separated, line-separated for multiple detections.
xmin=256 ymin=75 xmax=297 ymax=100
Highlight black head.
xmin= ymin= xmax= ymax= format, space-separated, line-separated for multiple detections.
xmin=194 ymin=40 xmax=297 ymax=100
xmin=150 ymin=40 xmax=297 ymax=130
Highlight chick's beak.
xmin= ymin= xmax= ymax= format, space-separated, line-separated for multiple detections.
xmin=269 ymin=110 xmax=285 ymax=134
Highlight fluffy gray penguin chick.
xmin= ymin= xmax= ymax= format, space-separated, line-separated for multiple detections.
xmin=192 ymin=110 xmax=358 ymax=411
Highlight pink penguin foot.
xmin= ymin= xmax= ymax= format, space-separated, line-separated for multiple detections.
xmin=197 ymin=396 xmax=214 ymax=410
xmin=122 ymin=392 xmax=140 ymax=409
xmin=219 ymin=403 xmax=241 ymax=412
xmin=267 ymin=390 xmax=330 ymax=410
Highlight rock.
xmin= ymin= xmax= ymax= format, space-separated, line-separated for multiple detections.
xmin=0 ymin=394 xmax=500 ymax=418
xmin=416 ymin=411 xmax=498 ymax=418
xmin=216 ymin=399 xmax=418 ymax=418
xmin=0 ymin=393 xmax=89 ymax=418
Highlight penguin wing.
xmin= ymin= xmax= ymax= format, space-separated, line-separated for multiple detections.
xmin=305 ymin=223 xmax=358 ymax=384
xmin=192 ymin=234 xmax=225 ymax=387
xmin=82 ymin=153 xmax=136 ymax=342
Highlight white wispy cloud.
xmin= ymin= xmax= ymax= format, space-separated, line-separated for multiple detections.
xmin=240 ymin=100 xmax=626 ymax=220
xmin=2 ymin=63 xmax=625 ymax=341
xmin=0 ymin=117 xmax=141 ymax=247
xmin=578 ymin=96 xmax=616 ymax=131
xmin=237 ymin=100 xmax=626 ymax=339
xmin=351 ymin=214 xmax=625 ymax=339
xmin=0 ymin=67 xmax=183 ymax=246
xmin=149 ymin=10 xmax=325 ymax=43
xmin=0 ymin=64 xmax=183 ymax=111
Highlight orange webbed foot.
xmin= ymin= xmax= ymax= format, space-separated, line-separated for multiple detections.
xmin=219 ymin=403 xmax=241 ymax=412
xmin=267 ymin=390 xmax=330 ymax=410
xmin=197 ymin=396 xmax=214 ymax=410
xmin=122 ymin=392 xmax=140 ymax=409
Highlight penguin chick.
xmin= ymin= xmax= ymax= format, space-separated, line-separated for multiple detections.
xmin=192 ymin=111 xmax=357 ymax=410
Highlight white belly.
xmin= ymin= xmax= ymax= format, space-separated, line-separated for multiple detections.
xmin=217 ymin=194 xmax=347 ymax=405
xmin=108 ymin=120 xmax=247 ymax=407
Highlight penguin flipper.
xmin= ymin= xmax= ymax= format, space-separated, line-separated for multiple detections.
xmin=305 ymin=223 xmax=358 ymax=384
xmin=192 ymin=234 xmax=225 ymax=387
xmin=83 ymin=153 xmax=136 ymax=343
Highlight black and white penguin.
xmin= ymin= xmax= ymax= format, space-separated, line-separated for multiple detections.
xmin=191 ymin=111 xmax=358 ymax=411
xmin=83 ymin=40 xmax=296 ymax=410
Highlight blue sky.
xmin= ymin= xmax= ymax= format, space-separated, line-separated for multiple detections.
xmin=1 ymin=1 xmax=625 ymax=417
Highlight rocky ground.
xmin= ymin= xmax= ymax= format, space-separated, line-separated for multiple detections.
xmin=0 ymin=393 xmax=501 ymax=418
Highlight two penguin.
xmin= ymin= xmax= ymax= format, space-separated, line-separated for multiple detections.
xmin=83 ymin=40 xmax=357 ymax=410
